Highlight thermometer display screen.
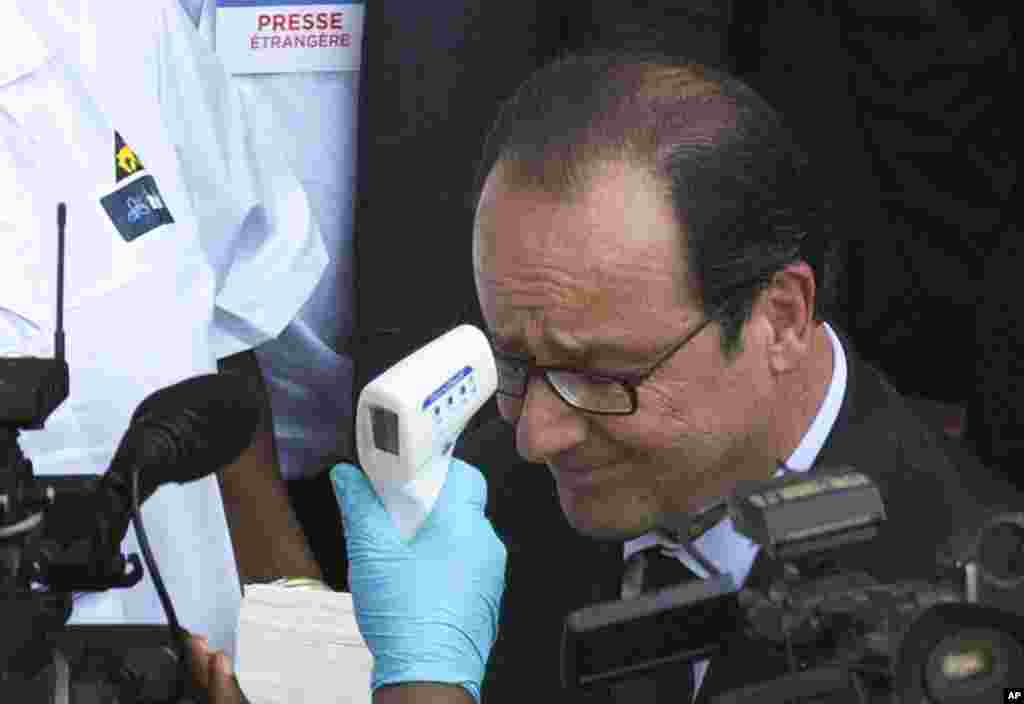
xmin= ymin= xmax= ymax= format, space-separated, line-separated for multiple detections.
xmin=371 ymin=406 xmax=400 ymax=455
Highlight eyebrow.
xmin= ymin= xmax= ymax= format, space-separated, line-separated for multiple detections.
xmin=491 ymin=329 xmax=644 ymax=368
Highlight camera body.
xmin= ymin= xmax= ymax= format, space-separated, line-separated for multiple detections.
xmin=1 ymin=364 xmax=199 ymax=703
xmin=1 ymin=204 xmax=208 ymax=703
xmin=561 ymin=467 xmax=1024 ymax=704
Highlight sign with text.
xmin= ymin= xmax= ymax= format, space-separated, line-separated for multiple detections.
xmin=216 ymin=0 xmax=364 ymax=75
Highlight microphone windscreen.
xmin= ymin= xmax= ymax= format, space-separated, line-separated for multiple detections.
xmin=127 ymin=373 xmax=262 ymax=484
xmin=131 ymin=372 xmax=259 ymax=424
xmin=84 ymin=374 xmax=262 ymax=574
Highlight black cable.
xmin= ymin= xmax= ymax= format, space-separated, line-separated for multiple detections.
xmin=129 ymin=462 xmax=252 ymax=703
xmin=130 ymin=466 xmax=190 ymax=703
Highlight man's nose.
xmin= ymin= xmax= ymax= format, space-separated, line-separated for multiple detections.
xmin=515 ymin=376 xmax=585 ymax=463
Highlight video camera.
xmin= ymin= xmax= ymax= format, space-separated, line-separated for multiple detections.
xmin=561 ymin=466 xmax=1024 ymax=703
xmin=1 ymin=204 xmax=256 ymax=703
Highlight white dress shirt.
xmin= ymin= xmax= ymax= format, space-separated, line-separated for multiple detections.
xmin=2 ymin=0 xmax=326 ymax=662
xmin=623 ymin=322 xmax=848 ymax=700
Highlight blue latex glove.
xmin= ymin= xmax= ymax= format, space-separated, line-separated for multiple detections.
xmin=330 ymin=458 xmax=507 ymax=703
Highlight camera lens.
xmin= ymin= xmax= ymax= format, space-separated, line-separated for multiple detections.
xmin=896 ymin=603 xmax=1024 ymax=704
xmin=924 ymin=627 xmax=1023 ymax=703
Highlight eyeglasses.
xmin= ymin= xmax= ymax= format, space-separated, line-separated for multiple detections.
xmin=493 ymin=317 xmax=715 ymax=416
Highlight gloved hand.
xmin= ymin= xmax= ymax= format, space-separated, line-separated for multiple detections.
xmin=330 ymin=458 xmax=507 ymax=703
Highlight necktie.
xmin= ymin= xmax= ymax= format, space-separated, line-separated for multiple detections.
xmin=622 ymin=545 xmax=703 ymax=599
xmin=611 ymin=546 xmax=699 ymax=704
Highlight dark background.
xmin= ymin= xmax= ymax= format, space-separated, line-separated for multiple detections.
xmin=288 ymin=0 xmax=1018 ymax=592
xmin=349 ymin=0 xmax=1016 ymax=413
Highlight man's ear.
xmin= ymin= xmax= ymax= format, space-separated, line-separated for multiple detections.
xmin=760 ymin=262 xmax=816 ymax=373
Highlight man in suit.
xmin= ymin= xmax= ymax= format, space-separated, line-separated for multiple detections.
xmin=204 ymin=49 xmax=1019 ymax=704
xmin=459 ymin=336 xmax=1019 ymax=702
xmin=453 ymin=49 xmax=1024 ymax=703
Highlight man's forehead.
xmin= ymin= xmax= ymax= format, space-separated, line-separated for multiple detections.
xmin=475 ymin=160 xmax=689 ymax=316
xmin=478 ymin=157 xmax=655 ymax=210
xmin=474 ymin=159 xmax=677 ymax=258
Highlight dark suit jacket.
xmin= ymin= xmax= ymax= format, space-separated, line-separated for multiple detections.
xmin=968 ymin=229 xmax=1024 ymax=490
xmin=456 ymin=328 xmax=1024 ymax=704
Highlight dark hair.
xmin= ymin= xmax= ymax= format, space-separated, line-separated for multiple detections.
xmin=471 ymin=50 xmax=839 ymax=356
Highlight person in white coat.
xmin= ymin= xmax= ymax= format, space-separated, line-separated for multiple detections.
xmin=1 ymin=0 xmax=328 ymax=664
xmin=180 ymin=0 xmax=359 ymax=485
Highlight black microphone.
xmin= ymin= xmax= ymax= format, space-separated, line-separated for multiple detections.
xmin=35 ymin=373 xmax=261 ymax=588
xmin=94 ymin=373 xmax=262 ymax=553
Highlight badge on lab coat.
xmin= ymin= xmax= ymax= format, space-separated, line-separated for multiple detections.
xmin=214 ymin=1 xmax=364 ymax=75
xmin=99 ymin=172 xmax=175 ymax=242
xmin=100 ymin=131 xmax=174 ymax=242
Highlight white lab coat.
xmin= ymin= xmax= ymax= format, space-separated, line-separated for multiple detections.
xmin=182 ymin=0 xmax=359 ymax=480
xmin=1 ymin=0 xmax=327 ymax=663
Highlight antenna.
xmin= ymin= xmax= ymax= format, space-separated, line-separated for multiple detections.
xmin=0 ymin=203 xmax=70 ymax=427
xmin=55 ymin=202 xmax=66 ymax=362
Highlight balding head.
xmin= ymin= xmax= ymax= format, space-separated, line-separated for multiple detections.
xmin=472 ymin=51 xmax=839 ymax=356
xmin=491 ymin=58 xmax=737 ymax=198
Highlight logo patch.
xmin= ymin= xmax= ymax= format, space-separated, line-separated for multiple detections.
xmin=100 ymin=174 xmax=174 ymax=242
xmin=115 ymin=131 xmax=144 ymax=182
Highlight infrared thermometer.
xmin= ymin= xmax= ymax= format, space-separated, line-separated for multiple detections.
xmin=355 ymin=325 xmax=498 ymax=541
